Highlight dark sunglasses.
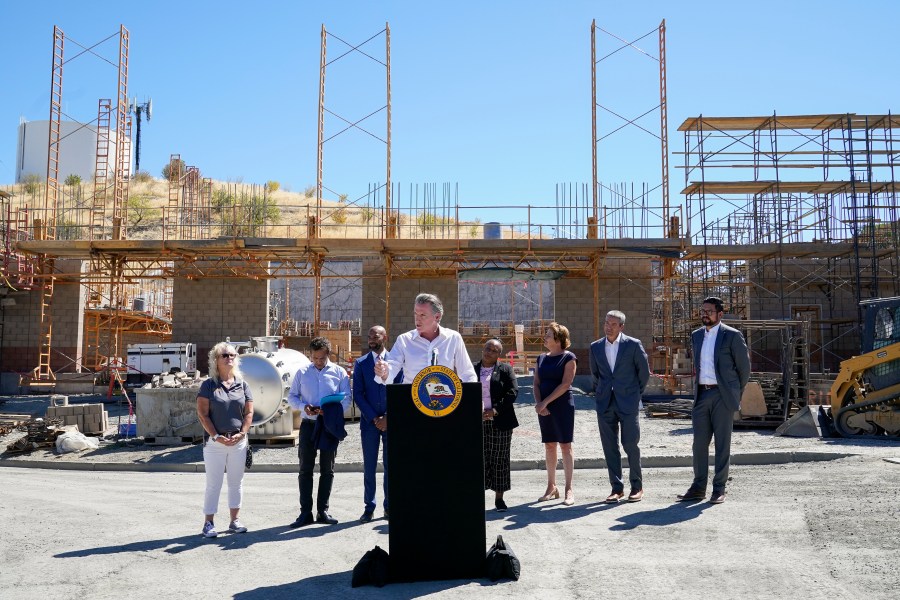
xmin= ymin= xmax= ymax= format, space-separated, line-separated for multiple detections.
xmin=219 ymin=353 xmax=236 ymax=359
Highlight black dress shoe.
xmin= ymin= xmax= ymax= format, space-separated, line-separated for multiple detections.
xmin=383 ymin=508 xmax=389 ymax=521
xmin=495 ymin=498 xmax=508 ymax=512
xmin=289 ymin=512 xmax=314 ymax=528
xmin=709 ymin=491 xmax=727 ymax=504
xmin=316 ymin=511 xmax=338 ymax=525
xmin=359 ymin=510 xmax=374 ymax=523
xmin=676 ymin=487 xmax=707 ymax=502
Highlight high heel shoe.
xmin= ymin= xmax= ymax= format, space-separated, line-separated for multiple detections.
xmin=538 ymin=486 xmax=560 ymax=502
xmin=563 ymin=489 xmax=575 ymax=506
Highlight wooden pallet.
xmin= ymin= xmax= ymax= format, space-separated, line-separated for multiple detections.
xmin=144 ymin=435 xmax=203 ymax=446
xmin=249 ymin=432 xmax=299 ymax=447
xmin=0 ymin=413 xmax=33 ymax=435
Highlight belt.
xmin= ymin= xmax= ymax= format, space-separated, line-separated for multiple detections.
xmin=698 ymin=384 xmax=718 ymax=391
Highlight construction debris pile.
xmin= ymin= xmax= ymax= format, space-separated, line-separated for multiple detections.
xmin=4 ymin=417 xmax=64 ymax=454
xmin=140 ymin=371 xmax=205 ymax=389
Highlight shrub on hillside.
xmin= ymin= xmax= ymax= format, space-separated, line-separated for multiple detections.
xmin=22 ymin=173 xmax=43 ymax=195
xmin=162 ymin=158 xmax=185 ymax=181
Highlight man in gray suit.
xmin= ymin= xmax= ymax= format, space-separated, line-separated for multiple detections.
xmin=590 ymin=310 xmax=650 ymax=503
xmin=677 ymin=296 xmax=750 ymax=505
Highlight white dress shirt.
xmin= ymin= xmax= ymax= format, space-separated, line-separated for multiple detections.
xmin=605 ymin=332 xmax=622 ymax=371
xmin=378 ymin=326 xmax=477 ymax=384
xmin=699 ymin=323 xmax=720 ymax=384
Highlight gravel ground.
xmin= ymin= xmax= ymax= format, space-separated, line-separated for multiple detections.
xmin=2 ymin=377 xmax=898 ymax=469
xmin=1 ymin=458 xmax=899 ymax=599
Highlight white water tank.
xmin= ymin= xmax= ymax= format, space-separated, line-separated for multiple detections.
xmin=16 ymin=119 xmax=130 ymax=183
xmin=238 ymin=346 xmax=310 ymax=430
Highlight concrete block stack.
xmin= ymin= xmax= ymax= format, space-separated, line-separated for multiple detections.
xmin=45 ymin=404 xmax=109 ymax=436
xmin=673 ymin=348 xmax=693 ymax=375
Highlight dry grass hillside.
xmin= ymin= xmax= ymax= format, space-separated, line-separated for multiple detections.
xmin=3 ymin=175 xmax=516 ymax=240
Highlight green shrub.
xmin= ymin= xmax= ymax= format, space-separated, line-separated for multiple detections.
xmin=64 ymin=173 xmax=82 ymax=187
xmin=133 ymin=170 xmax=153 ymax=183
xmin=303 ymin=185 xmax=316 ymax=198
xmin=332 ymin=208 xmax=347 ymax=225
xmin=265 ymin=180 xmax=280 ymax=193
xmin=22 ymin=173 xmax=43 ymax=195
xmin=127 ymin=194 xmax=160 ymax=228
xmin=162 ymin=158 xmax=185 ymax=181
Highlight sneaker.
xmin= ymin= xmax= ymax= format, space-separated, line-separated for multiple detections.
xmin=229 ymin=519 xmax=248 ymax=533
xmin=202 ymin=521 xmax=218 ymax=538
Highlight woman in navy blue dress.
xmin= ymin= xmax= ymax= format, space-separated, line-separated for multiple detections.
xmin=533 ymin=321 xmax=577 ymax=506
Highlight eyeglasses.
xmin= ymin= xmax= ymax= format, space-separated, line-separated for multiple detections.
xmin=219 ymin=353 xmax=236 ymax=359
xmin=699 ymin=309 xmax=718 ymax=316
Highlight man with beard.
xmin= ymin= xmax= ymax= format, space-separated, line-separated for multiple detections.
xmin=677 ymin=296 xmax=750 ymax=505
xmin=353 ymin=325 xmax=402 ymax=523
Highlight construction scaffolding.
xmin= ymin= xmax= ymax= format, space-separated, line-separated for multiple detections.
xmin=677 ymin=113 xmax=900 ymax=371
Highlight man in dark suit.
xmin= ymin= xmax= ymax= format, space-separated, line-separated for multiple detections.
xmin=589 ymin=310 xmax=650 ymax=503
xmin=677 ymin=296 xmax=750 ymax=505
xmin=353 ymin=325 xmax=402 ymax=523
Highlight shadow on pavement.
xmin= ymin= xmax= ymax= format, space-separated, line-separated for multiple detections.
xmin=53 ymin=521 xmax=382 ymax=558
xmin=609 ymin=500 xmax=712 ymax=530
xmin=490 ymin=499 xmax=620 ymax=530
xmin=233 ymin=569 xmax=510 ymax=599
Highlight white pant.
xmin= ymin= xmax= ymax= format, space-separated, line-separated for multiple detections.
xmin=202 ymin=437 xmax=248 ymax=516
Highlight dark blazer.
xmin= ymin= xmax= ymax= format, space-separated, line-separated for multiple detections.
xmin=313 ymin=401 xmax=347 ymax=451
xmin=474 ymin=360 xmax=519 ymax=431
xmin=589 ymin=334 xmax=651 ymax=415
xmin=691 ymin=323 xmax=751 ymax=412
xmin=353 ymin=351 xmax=402 ymax=423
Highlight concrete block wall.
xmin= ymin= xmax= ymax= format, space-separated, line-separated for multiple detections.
xmin=0 ymin=259 xmax=85 ymax=373
xmin=360 ymin=259 xmax=459 ymax=349
xmin=172 ymin=273 xmax=269 ymax=374
xmin=597 ymin=258 xmax=653 ymax=347
xmin=555 ymin=258 xmax=653 ymax=374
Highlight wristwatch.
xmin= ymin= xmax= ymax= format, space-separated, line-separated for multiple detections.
xmin=212 ymin=434 xmax=220 ymax=442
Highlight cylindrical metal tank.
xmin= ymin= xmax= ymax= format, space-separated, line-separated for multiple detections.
xmin=238 ymin=347 xmax=310 ymax=427
xmin=483 ymin=221 xmax=502 ymax=239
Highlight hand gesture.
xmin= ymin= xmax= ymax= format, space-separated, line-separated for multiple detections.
xmin=374 ymin=356 xmax=388 ymax=381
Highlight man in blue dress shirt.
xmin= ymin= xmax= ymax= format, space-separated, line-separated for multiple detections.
xmin=287 ymin=337 xmax=351 ymax=527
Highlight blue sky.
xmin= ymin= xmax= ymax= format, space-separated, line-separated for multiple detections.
xmin=1 ymin=0 xmax=898 ymax=229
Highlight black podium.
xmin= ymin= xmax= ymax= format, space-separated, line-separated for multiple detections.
xmin=387 ymin=381 xmax=485 ymax=582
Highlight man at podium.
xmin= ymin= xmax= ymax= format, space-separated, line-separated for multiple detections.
xmin=374 ymin=293 xmax=477 ymax=384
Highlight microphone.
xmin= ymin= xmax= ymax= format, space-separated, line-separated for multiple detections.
xmin=431 ymin=348 xmax=438 ymax=366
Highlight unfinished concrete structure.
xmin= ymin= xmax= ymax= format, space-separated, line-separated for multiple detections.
xmin=2 ymin=22 xmax=897 ymax=404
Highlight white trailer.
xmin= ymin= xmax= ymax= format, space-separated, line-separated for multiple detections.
xmin=126 ymin=343 xmax=197 ymax=385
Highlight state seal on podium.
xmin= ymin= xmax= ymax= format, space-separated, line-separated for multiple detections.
xmin=411 ymin=365 xmax=463 ymax=417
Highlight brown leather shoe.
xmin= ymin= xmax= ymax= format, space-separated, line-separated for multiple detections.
xmin=627 ymin=488 xmax=644 ymax=502
xmin=676 ymin=488 xmax=706 ymax=501
xmin=605 ymin=490 xmax=625 ymax=504
xmin=709 ymin=491 xmax=726 ymax=504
